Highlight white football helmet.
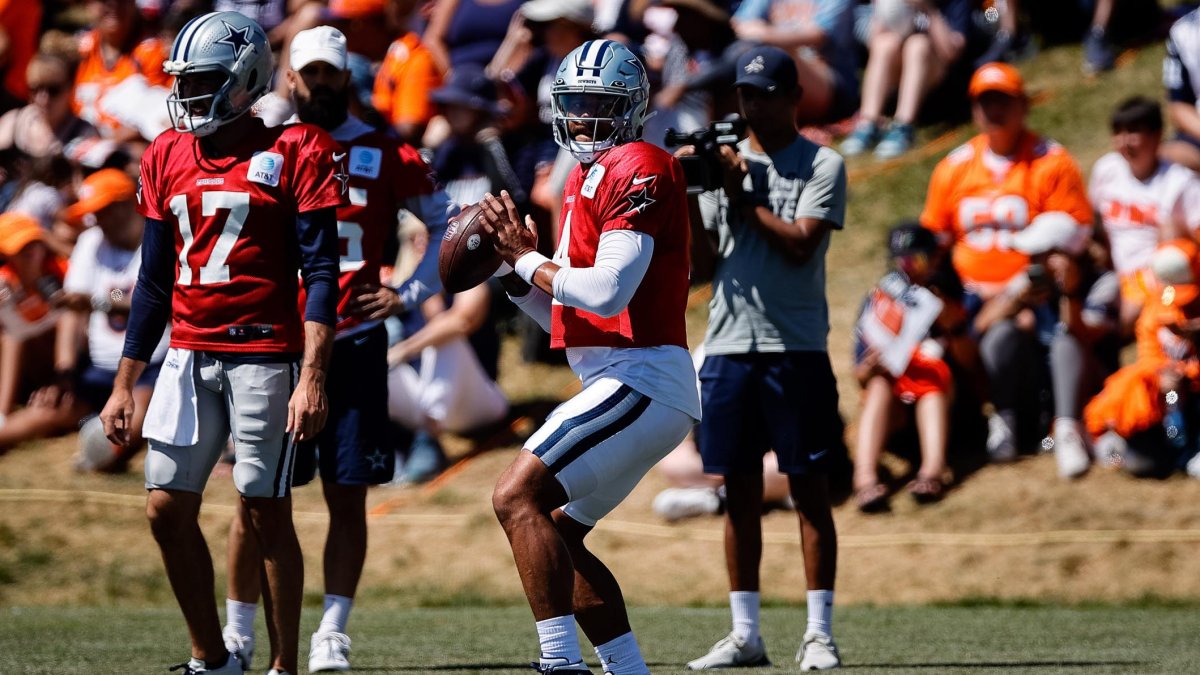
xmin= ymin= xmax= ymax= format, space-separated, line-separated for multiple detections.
xmin=163 ymin=11 xmax=272 ymax=137
xmin=552 ymin=39 xmax=650 ymax=163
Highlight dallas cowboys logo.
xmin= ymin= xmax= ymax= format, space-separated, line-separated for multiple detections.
xmin=332 ymin=152 xmax=349 ymax=194
xmin=365 ymin=449 xmax=389 ymax=471
xmin=625 ymin=186 xmax=656 ymax=214
xmin=744 ymin=55 xmax=765 ymax=74
xmin=216 ymin=21 xmax=254 ymax=60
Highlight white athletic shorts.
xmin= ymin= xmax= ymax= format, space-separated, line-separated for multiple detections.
xmin=526 ymin=377 xmax=692 ymax=526
xmin=143 ymin=349 xmax=299 ymax=498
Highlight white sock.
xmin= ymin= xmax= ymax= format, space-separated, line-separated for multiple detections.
xmin=730 ymin=591 xmax=760 ymax=642
xmin=225 ymin=598 xmax=257 ymax=637
xmin=318 ymin=594 xmax=353 ymax=634
xmin=1055 ymin=417 xmax=1080 ymax=435
xmin=806 ymin=590 xmax=834 ymax=636
xmin=595 ymin=632 xmax=648 ymax=675
xmin=535 ymin=615 xmax=584 ymax=666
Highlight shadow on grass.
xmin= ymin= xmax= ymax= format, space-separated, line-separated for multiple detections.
xmin=848 ymin=659 xmax=1146 ymax=670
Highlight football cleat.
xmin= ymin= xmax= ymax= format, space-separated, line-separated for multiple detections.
xmin=531 ymin=657 xmax=592 ymax=673
xmin=796 ymin=631 xmax=841 ymax=671
xmin=169 ymin=653 xmax=243 ymax=673
xmin=309 ymin=631 xmax=352 ymax=672
xmin=222 ymin=626 xmax=255 ymax=670
xmin=686 ymin=633 xmax=770 ymax=669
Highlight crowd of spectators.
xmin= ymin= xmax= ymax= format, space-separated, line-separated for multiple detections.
xmin=0 ymin=0 xmax=1196 ymax=509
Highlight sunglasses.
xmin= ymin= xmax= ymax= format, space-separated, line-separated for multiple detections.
xmin=29 ymin=83 xmax=67 ymax=97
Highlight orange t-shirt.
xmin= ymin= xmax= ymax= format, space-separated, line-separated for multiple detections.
xmin=920 ymin=131 xmax=1092 ymax=293
xmin=0 ymin=0 xmax=42 ymax=101
xmin=372 ymin=32 xmax=442 ymax=128
xmin=73 ymin=30 xmax=170 ymax=134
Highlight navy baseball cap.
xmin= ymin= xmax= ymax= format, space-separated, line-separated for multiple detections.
xmin=734 ymin=45 xmax=799 ymax=93
xmin=888 ymin=222 xmax=939 ymax=257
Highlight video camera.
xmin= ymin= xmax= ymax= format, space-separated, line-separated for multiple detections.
xmin=664 ymin=116 xmax=748 ymax=195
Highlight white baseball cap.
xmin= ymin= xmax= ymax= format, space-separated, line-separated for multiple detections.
xmin=1012 ymin=211 xmax=1089 ymax=256
xmin=521 ymin=0 xmax=594 ymax=26
xmin=290 ymin=26 xmax=348 ymax=71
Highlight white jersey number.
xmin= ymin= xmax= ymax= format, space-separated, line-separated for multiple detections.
xmin=169 ymin=191 xmax=250 ymax=285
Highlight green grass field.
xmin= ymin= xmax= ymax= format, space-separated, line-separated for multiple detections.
xmin=5 ymin=604 xmax=1200 ymax=674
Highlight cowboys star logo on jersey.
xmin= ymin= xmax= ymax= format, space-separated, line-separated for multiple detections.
xmin=625 ymin=174 xmax=657 ymax=214
xmin=216 ymin=20 xmax=254 ymax=59
xmin=332 ymin=152 xmax=350 ymax=194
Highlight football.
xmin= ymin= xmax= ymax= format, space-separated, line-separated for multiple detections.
xmin=438 ymin=203 xmax=502 ymax=293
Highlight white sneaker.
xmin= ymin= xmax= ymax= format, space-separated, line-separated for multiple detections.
xmin=653 ymin=487 xmax=722 ymax=521
xmin=1093 ymin=430 xmax=1127 ymax=468
xmin=1052 ymin=422 xmax=1090 ymax=479
xmin=266 ymin=670 xmax=293 ymax=675
xmin=686 ymin=632 xmax=770 ymax=669
xmin=986 ymin=414 xmax=1017 ymax=463
xmin=1186 ymin=452 xmax=1200 ymax=479
xmin=222 ymin=626 xmax=255 ymax=671
xmin=796 ymin=631 xmax=841 ymax=670
xmin=309 ymin=631 xmax=352 ymax=672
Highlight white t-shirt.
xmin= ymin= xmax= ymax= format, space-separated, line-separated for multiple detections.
xmin=64 ymin=227 xmax=169 ymax=370
xmin=1089 ymin=152 xmax=1200 ymax=276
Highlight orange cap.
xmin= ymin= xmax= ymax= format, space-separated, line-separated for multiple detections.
xmin=326 ymin=0 xmax=386 ymax=18
xmin=969 ymin=62 xmax=1025 ymax=99
xmin=0 ymin=212 xmax=45 ymax=257
xmin=64 ymin=168 xmax=136 ymax=226
xmin=1152 ymin=239 xmax=1200 ymax=313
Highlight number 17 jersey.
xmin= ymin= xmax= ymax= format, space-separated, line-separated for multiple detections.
xmin=137 ymin=121 xmax=346 ymax=353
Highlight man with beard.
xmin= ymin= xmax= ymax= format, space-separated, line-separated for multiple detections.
xmin=220 ymin=26 xmax=452 ymax=674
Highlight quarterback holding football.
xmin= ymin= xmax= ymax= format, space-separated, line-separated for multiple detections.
xmin=477 ymin=39 xmax=700 ymax=675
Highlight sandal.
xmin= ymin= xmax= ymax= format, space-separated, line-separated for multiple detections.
xmin=854 ymin=483 xmax=890 ymax=513
xmin=907 ymin=475 xmax=945 ymax=504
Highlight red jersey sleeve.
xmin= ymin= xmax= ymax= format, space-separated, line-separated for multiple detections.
xmin=597 ymin=151 xmax=683 ymax=238
xmin=137 ymin=137 xmax=165 ymax=220
xmin=289 ymin=125 xmax=348 ymax=213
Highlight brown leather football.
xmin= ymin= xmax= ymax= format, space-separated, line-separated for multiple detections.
xmin=438 ymin=203 xmax=502 ymax=293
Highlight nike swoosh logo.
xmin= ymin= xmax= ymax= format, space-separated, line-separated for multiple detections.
xmin=333 ymin=152 xmax=347 ymax=162
xmin=809 ymin=449 xmax=828 ymax=461
xmin=632 ymin=175 xmax=654 ymax=185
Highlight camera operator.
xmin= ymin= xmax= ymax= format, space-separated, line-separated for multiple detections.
xmin=972 ymin=212 xmax=1120 ymax=479
xmin=682 ymin=45 xmax=845 ymax=671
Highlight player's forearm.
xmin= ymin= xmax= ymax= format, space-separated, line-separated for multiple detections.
xmin=296 ymin=207 xmax=340 ymax=325
xmin=1170 ymin=102 xmax=1200 ymax=140
xmin=743 ymin=206 xmax=827 ymax=265
xmin=54 ymin=310 xmax=83 ymax=373
xmin=505 ymin=277 xmax=553 ymax=333
xmin=112 ymin=356 xmax=148 ymax=391
xmin=300 ymin=321 xmax=333 ymax=381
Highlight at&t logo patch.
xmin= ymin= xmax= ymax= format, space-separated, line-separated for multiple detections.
xmin=248 ymin=151 xmax=284 ymax=187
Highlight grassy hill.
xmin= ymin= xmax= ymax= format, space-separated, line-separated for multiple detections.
xmin=3 ymin=40 xmax=1200 ymax=616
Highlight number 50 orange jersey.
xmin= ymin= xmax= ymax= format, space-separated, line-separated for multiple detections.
xmin=920 ymin=130 xmax=1092 ymax=295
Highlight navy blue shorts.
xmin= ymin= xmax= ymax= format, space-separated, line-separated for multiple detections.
xmin=76 ymin=362 xmax=161 ymax=412
xmin=293 ymin=325 xmax=393 ymax=486
xmin=698 ymin=352 xmax=841 ymax=475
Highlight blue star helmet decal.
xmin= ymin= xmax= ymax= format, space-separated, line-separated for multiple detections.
xmin=216 ymin=20 xmax=254 ymax=60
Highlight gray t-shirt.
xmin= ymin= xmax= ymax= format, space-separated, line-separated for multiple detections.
xmin=701 ymin=136 xmax=846 ymax=354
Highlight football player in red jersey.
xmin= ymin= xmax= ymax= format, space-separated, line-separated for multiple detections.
xmin=218 ymin=26 xmax=452 ymax=674
xmin=479 ymin=40 xmax=700 ymax=675
xmin=98 ymin=12 xmax=344 ymax=675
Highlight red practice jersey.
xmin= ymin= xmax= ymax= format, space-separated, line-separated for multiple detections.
xmin=329 ymin=118 xmax=437 ymax=334
xmin=137 ymin=121 xmax=346 ymax=353
xmin=550 ymin=141 xmax=690 ymax=350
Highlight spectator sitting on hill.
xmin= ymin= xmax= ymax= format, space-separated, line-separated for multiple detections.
xmin=0 ymin=212 xmax=67 ymax=425
xmin=73 ymin=0 xmax=170 ymax=142
xmin=1090 ymin=97 xmax=1200 ymax=338
xmin=645 ymin=0 xmax=736 ymax=141
xmin=428 ymin=65 xmax=525 ymax=207
xmin=972 ymin=212 xmax=1120 ymax=478
xmin=372 ymin=0 xmax=445 ymax=146
xmin=1162 ymin=7 xmax=1200 ymax=173
xmin=0 ymin=0 xmax=41 ymax=112
xmin=425 ymin=0 xmax=525 ymax=73
xmin=851 ymin=222 xmax=974 ymax=512
xmin=921 ymin=63 xmax=1092 ymax=465
xmin=0 ymin=169 xmax=166 ymax=469
xmin=1086 ymin=240 xmax=1200 ymax=479
xmin=0 ymin=54 xmax=99 ymax=160
xmin=840 ymin=0 xmax=970 ymax=160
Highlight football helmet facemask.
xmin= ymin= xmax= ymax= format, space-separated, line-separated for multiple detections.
xmin=552 ymin=40 xmax=650 ymax=164
xmin=163 ymin=11 xmax=272 ymax=137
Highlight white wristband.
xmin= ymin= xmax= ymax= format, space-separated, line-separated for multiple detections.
xmin=514 ymin=251 xmax=550 ymax=284
xmin=492 ymin=260 xmax=514 ymax=277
